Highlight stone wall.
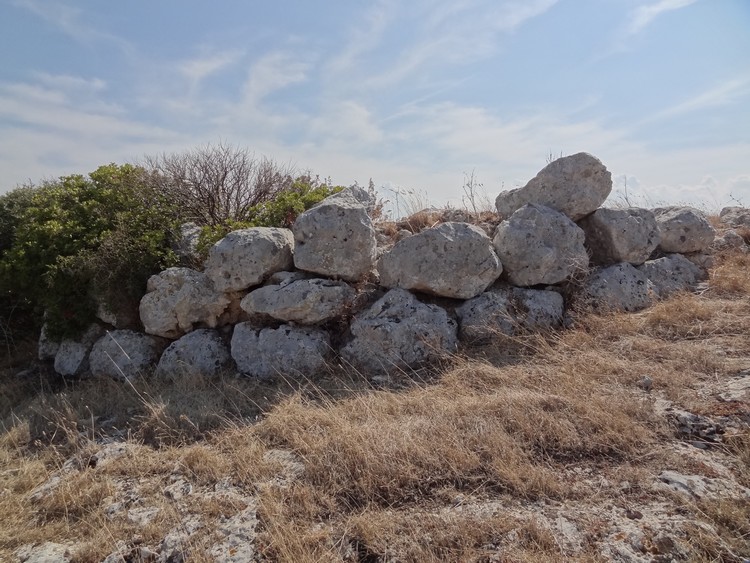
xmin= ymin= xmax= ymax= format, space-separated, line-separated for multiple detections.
xmin=43 ymin=152 xmax=740 ymax=381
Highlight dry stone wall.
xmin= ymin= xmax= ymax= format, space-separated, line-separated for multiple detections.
xmin=43 ymin=152 xmax=738 ymax=381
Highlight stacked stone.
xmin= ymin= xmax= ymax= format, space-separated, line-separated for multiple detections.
xmin=44 ymin=153 xmax=722 ymax=381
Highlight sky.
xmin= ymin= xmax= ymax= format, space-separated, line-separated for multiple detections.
xmin=1 ymin=0 xmax=748 ymax=212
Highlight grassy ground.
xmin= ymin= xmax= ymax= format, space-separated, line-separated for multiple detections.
xmin=1 ymin=250 xmax=749 ymax=562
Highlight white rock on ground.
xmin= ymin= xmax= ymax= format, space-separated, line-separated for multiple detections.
xmin=582 ymin=263 xmax=654 ymax=312
xmin=154 ymin=329 xmax=231 ymax=380
xmin=495 ymin=152 xmax=612 ymax=221
xmin=638 ymin=254 xmax=704 ymax=299
xmin=38 ymin=323 xmax=60 ymax=362
xmin=240 ymin=278 xmax=356 ymax=324
xmin=340 ymin=288 xmax=458 ymax=375
xmin=578 ymin=207 xmax=660 ymax=265
xmin=377 ymin=222 xmax=503 ymax=299
xmin=292 ymin=188 xmax=377 ymax=281
xmin=139 ymin=268 xmax=230 ymax=339
xmin=456 ymin=287 xmax=564 ymax=343
xmin=492 ymin=204 xmax=589 ymax=286
xmin=654 ymin=206 xmax=715 ymax=253
xmin=53 ymin=324 xmax=105 ymax=377
xmin=89 ymin=330 xmax=166 ymax=381
xmin=204 ymin=227 xmax=295 ymax=292
xmin=719 ymin=206 xmax=750 ymax=228
xmin=15 ymin=542 xmax=71 ymax=563
xmin=231 ymin=323 xmax=331 ymax=379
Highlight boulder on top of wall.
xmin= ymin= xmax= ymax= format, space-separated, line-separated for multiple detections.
xmin=456 ymin=287 xmax=564 ymax=343
xmin=654 ymin=207 xmax=715 ymax=253
xmin=204 ymin=227 xmax=295 ymax=292
xmin=639 ymin=254 xmax=704 ymax=299
xmin=719 ymin=206 xmax=750 ymax=228
xmin=89 ymin=330 xmax=166 ymax=381
xmin=54 ymin=324 xmax=105 ymax=377
xmin=231 ymin=323 xmax=331 ymax=379
xmin=578 ymin=207 xmax=660 ymax=266
xmin=240 ymin=278 xmax=356 ymax=324
xmin=340 ymin=288 xmax=458 ymax=375
xmin=139 ymin=268 xmax=230 ymax=339
xmin=492 ymin=204 xmax=589 ymax=286
xmin=582 ymin=263 xmax=653 ymax=312
xmin=292 ymin=189 xmax=377 ymax=282
xmin=154 ymin=329 xmax=231 ymax=380
xmin=495 ymin=153 xmax=612 ymax=221
xmin=377 ymin=222 xmax=503 ymax=299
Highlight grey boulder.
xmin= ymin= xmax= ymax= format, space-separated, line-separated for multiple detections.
xmin=38 ymin=323 xmax=60 ymax=362
xmin=582 ymin=263 xmax=653 ymax=312
xmin=293 ymin=188 xmax=377 ymax=281
xmin=639 ymin=254 xmax=704 ymax=299
xmin=495 ymin=152 xmax=612 ymax=221
xmin=578 ymin=207 xmax=660 ymax=265
xmin=719 ymin=206 xmax=750 ymax=228
xmin=492 ymin=204 xmax=589 ymax=286
xmin=378 ymin=222 xmax=503 ymax=299
xmin=204 ymin=227 xmax=295 ymax=292
xmin=340 ymin=288 xmax=458 ymax=375
xmin=654 ymin=207 xmax=715 ymax=253
xmin=54 ymin=324 xmax=105 ymax=377
xmin=89 ymin=330 xmax=166 ymax=381
xmin=231 ymin=323 xmax=330 ymax=379
xmin=154 ymin=329 xmax=231 ymax=380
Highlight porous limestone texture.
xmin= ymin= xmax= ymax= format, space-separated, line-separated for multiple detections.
xmin=204 ymin=227 xmax=295 ymax=292
xmin=340 ymin=288 xmax=458 ymax=375
xmin=654 ymin=207 xmax=715 ymax=253
xmin=377 ymin=222 xmax=503 ymax=299
xmin=139 ymin=268 xmax=230 ymax=339
xmin=154 ymin=329 xmax=231 ymax=380
xmin=89 ymin=330 xmax=166 ymax=381
xmin=583 ymin=263 xmax=653 ymax=312
xmin=292 ymin=188 xmax=377 ymax=281
xmin=495 ymin=152 xmax=612 ymax=221
xmin=639 ymin=254 xmax=704 ymax=299
xmin=231 ymin=323 xmax=331 ymax=379
xmin=54 ymin=324 xmax=105 ymax=377
xmin=578 ymin=207 xmax=660 ymax=266
xmin=492 ymin=204 xmax=589 ymax=286
xmin=240 ymin=278 xmax=356 ymax=324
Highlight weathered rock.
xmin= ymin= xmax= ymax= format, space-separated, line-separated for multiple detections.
xmin=174 ymin=221 xmax=202 ymax=265
xmin=582 ymin=263 xmax=653 ymax=312
xmin=340 ymin=289 xmax=458 ymax=375
xmin=94 ymin=298 xmax=138 ymax=329
xmin=54 ymin=324 xmax=105 ymax=377
xmin=15 ymin=542 xmax=71 ymax=563
xmin=140 ymin=268 xmax=230 ymax=339
xmin=456 ymin=287 xmax=564 ymax=343
xmin=377 ymin=222 xmax=503 ymax=299
xmin=240 ymin=279 xmax=356 ymax=324
xmin=204 ymin=227 xmax=294 ymax=292
xmin=495 ymin=153 xmax=612 ymax=221
xmin=231 ymin=323 xmax=330 ymax=379
xmin=683 ymin=252 xmax=714 ymax=274
xmin=639 ymin=254 xmax=703 ymax=298
xmin=719 ymin=206 xmax=750 ymax=228
xmin=209 ymin=504 xmax=258 ymax=563
xmin=712 ymin=229 xmax=746 ymax=251
xmin=154 ymin=329 xmax=231 ymax=380
xmin=293 ymin=189 xmax=377 ymax=281
xmin=38 ymin=323 xmax=60 ymax=362
xmin=654 ymin=207 xmax=715 ymax=253
xmin=265 ymin=270 xmax=312 ymax=287
xmin=89 ymin=330 xmax=166 ymax=381
xmin=578 ymin=207 xmax=660 ymax=265
xmin=492 ymin=204 xmax=589 ymax=286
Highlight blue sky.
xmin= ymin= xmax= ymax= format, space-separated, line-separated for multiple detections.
xmin=1 ymin=0 xmax=748 ymax=211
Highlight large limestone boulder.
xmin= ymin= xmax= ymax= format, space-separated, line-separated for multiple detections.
xmin=204 ymin=227 xmax=295 ymax=292
xmin=139 ymin=268 xmax=230 ymax=339
xmin=377 ymin=222 xmax=503 ymax=299
xmin=340 ymin=288 xmax=458 ymax=375
xmin=578 ymin=207 xmax=660 ymax=266
xmin=495 ymin=153 xmax=612 ymax=221
xmin=231 ymin=323 xmax=331 ymax=379
xmin=154 ymin=329 xmax=231 ymax=380
xmin=492 ymin=204 xmax=589 ymax=286
xmin=639 ymin=254 xmax=703 ymax=299
xmin=54 ymin=324 xmax=105 ymax=377
xmin=654 ymin=207 xmax=715 ymax=253
xmin=456 ymin=287 xmax=564 ymax=343
xmin=719 ymin=206 xmax=750 ymax=228
xmin=292 ymin=189 xmax=377 ymax=281
xmin=582 ymin=263 xmax=653 ymax=312
xmin=89 ymin=330 xmax=166 ymax=381
xmin=240 ymin=278 xmax=356 ymax=324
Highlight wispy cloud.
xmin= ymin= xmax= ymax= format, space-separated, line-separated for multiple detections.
xmin=626 ymin=0 xmax=699 ymax=36
xmin=179 ymin=50 xmax=244 ymax=93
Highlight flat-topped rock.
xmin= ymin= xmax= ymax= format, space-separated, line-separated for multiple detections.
xmin=654 ymin=207 xmax=715 ymax=253
xmin=578 ymin=207 xmax=660 ymax=266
